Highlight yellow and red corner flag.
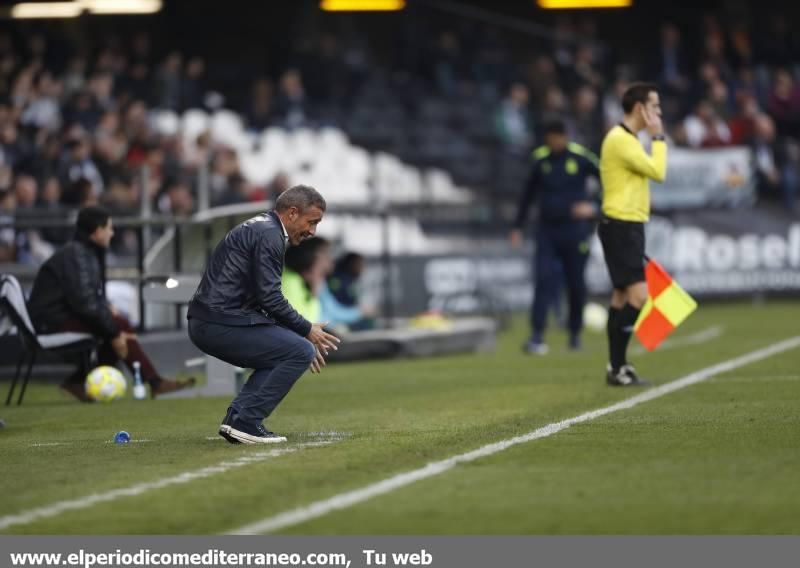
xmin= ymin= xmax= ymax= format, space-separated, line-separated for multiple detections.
xmin=634 ymin=259 xmax=697 ymax=352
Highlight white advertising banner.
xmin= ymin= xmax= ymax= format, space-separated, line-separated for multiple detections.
xmin=587 ymin=212 xmax=800 ymax=296
xmin=651 ymin=146 xmax=756 ymax=210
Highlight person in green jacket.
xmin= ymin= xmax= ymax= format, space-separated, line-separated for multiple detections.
xmin=282 ymin=237 xmax=332 ymax=322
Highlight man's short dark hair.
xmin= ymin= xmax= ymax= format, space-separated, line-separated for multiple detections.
xmin=63 ymin=178 xmax=93 ymax=207
xmin=76 ymin=205 xmax=110 ymax=236
xmin=335 ymin=252 xmax=365 ymax=275
xmin=543 ymin=119 xmax=567 ymax=136
xmin=621 ymin=82 xmax=658 ymax=114
xmin=275 ymin=184 xmax=326 ymax=213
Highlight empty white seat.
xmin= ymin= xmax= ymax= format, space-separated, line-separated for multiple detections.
xmin=151 ymin=110 xmax=180 ymax=137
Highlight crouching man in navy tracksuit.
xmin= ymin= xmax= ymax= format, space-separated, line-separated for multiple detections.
xmin=509 ymin=120 xmax=600 ymax=354
xmin=188 ymin=185 xmax=340 ymax=444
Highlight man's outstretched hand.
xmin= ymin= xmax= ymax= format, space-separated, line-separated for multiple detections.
xmin=310 ymin=347 xmax=326 ymax=374
xmin=307 ymin=323 xmax=341 ymax=373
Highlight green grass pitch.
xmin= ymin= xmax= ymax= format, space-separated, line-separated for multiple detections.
xmin=1 ymin=301 xmax=799 ymax=534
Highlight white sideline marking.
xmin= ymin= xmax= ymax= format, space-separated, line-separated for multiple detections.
xmin=227 ymin=335 xmax=800 ymax=535
xmin=0 ymin=441 xmax=335 ymax=531
xmin=708 ymin=374 xmax=800 ymax=383
xmin=306 ymin=431 xmax=352 ymax=439
xmin=31 ymin=439 xmax=154 ymax=447
xmin=632 ymin=325 xmax=724 ymax=356
xmin=204 ymin=432 xmax=352 ymax=442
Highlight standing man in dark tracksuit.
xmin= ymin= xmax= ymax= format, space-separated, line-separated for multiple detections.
xmin=510 ymin=120 xmax=600 ymax=355
xmin=188 ymin=185 xmax=340 ymax=444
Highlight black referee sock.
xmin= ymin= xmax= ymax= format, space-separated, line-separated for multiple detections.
xmin=606 ymin=306 xmax=621 ymax=370
xmin=615 ymin=303 xmax=641 ymax=368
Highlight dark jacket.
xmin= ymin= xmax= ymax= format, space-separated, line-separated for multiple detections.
xmin=187 ymin=211 xmax=312 ymax=337
xmin=513 ymin=142 xmax=600 ymax=234
xmin=27 ymin=235 xmax=119 ymax=338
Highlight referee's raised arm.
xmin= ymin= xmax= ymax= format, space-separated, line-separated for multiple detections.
xmin=600 ymin=83 xmax=668 ymax=225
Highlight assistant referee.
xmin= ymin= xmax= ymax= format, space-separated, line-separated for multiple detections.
xmin=598 ymin=82 xmax=667 ymax=387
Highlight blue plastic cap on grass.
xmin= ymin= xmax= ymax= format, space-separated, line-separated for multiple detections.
xmin=114 ymin=431 xmax=131 ymax=444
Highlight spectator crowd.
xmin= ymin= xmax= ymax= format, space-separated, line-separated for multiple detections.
xmin=1 ymin=8 xmax=799 ymax=265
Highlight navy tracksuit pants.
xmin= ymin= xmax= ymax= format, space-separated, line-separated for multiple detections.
xmin=531 ymin=225 xmax=590 ymax=338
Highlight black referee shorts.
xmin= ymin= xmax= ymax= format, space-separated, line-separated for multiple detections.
xmin=597 ymin=217 xmax=646 ymax=290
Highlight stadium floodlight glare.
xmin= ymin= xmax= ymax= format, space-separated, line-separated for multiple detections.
xmin=320 ymin=0 xmax=405 ymax=12
xmin=84 ymin=0 xmax=162 ymax=14
xmin=11 ymin=2 xmax=83 ymax=18
xmin=537 ymin=0 xmax=632 ymax=8
xmin=9 ymin=0 xmax=162 ymax=18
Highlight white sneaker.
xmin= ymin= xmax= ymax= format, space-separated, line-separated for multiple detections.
xmin=523 ymin=341 xmax=549 ymax=355
xmin=222 ymin=422 xmax=287 ymax=444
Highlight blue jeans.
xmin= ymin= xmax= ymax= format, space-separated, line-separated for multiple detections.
xmin=188 ymin=318 xmax=316 ymax=424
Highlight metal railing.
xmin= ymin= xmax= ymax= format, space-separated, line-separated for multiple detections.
xmin=1 ymin=201 xmax=496 ymax=332
xmin=2 ymin=213 xmax=248 ymax=331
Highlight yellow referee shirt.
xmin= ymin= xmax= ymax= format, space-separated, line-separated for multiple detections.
xmin=599 ymin=124 xmax=667 ymax=222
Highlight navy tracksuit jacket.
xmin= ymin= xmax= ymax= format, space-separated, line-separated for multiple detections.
xmin=513 ymin=143 xmax=600 ymax=337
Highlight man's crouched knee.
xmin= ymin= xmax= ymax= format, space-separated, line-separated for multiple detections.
xmin=298 ymin=338 xmax=316 ymax=366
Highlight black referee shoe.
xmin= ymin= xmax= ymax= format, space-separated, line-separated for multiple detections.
xmin=606 ymin=364 xmax=650 ymax=387
xmin=621 ymin=364 xmax=650 ymax=386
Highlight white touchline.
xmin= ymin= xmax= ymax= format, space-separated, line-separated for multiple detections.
xmin=0 ymin=441 xmax=335 ymax=531
xmin=226 ymin=335 xmax=800 ymax=535
xmin=30 ymin=439 xmax=154 ymax=448
xmin=709 ymin=374 xmax=800 ymax=383
xmin=632 ymin=325 xmax=724 ymax=356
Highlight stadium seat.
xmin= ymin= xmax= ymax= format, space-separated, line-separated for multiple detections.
xmin=151 ymin=110 xmax=180 ymax=137
xmin=240 ymin=145 xmax=285 ymax=186
xmin=318 ymin=128 xmax=349 ymax=153
xmin=181 ymin=109 xmax=210 ymax=142
xmin=211 ymin=110 xmax=247 ymax=151
xmin=286 ymin=128 xmax=318 ymax=169
xmin=259 ymin=128 xmax=289 ymax=168
xmin=422 ymin=169 xmax=472 ymax=204
xmin=0 ymin=275 xmax=97 ymax=406
xmin=346 ymin=147 xmax=372 ymax=183
xmin=178 ymin=104 xmax=477 ymax=210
